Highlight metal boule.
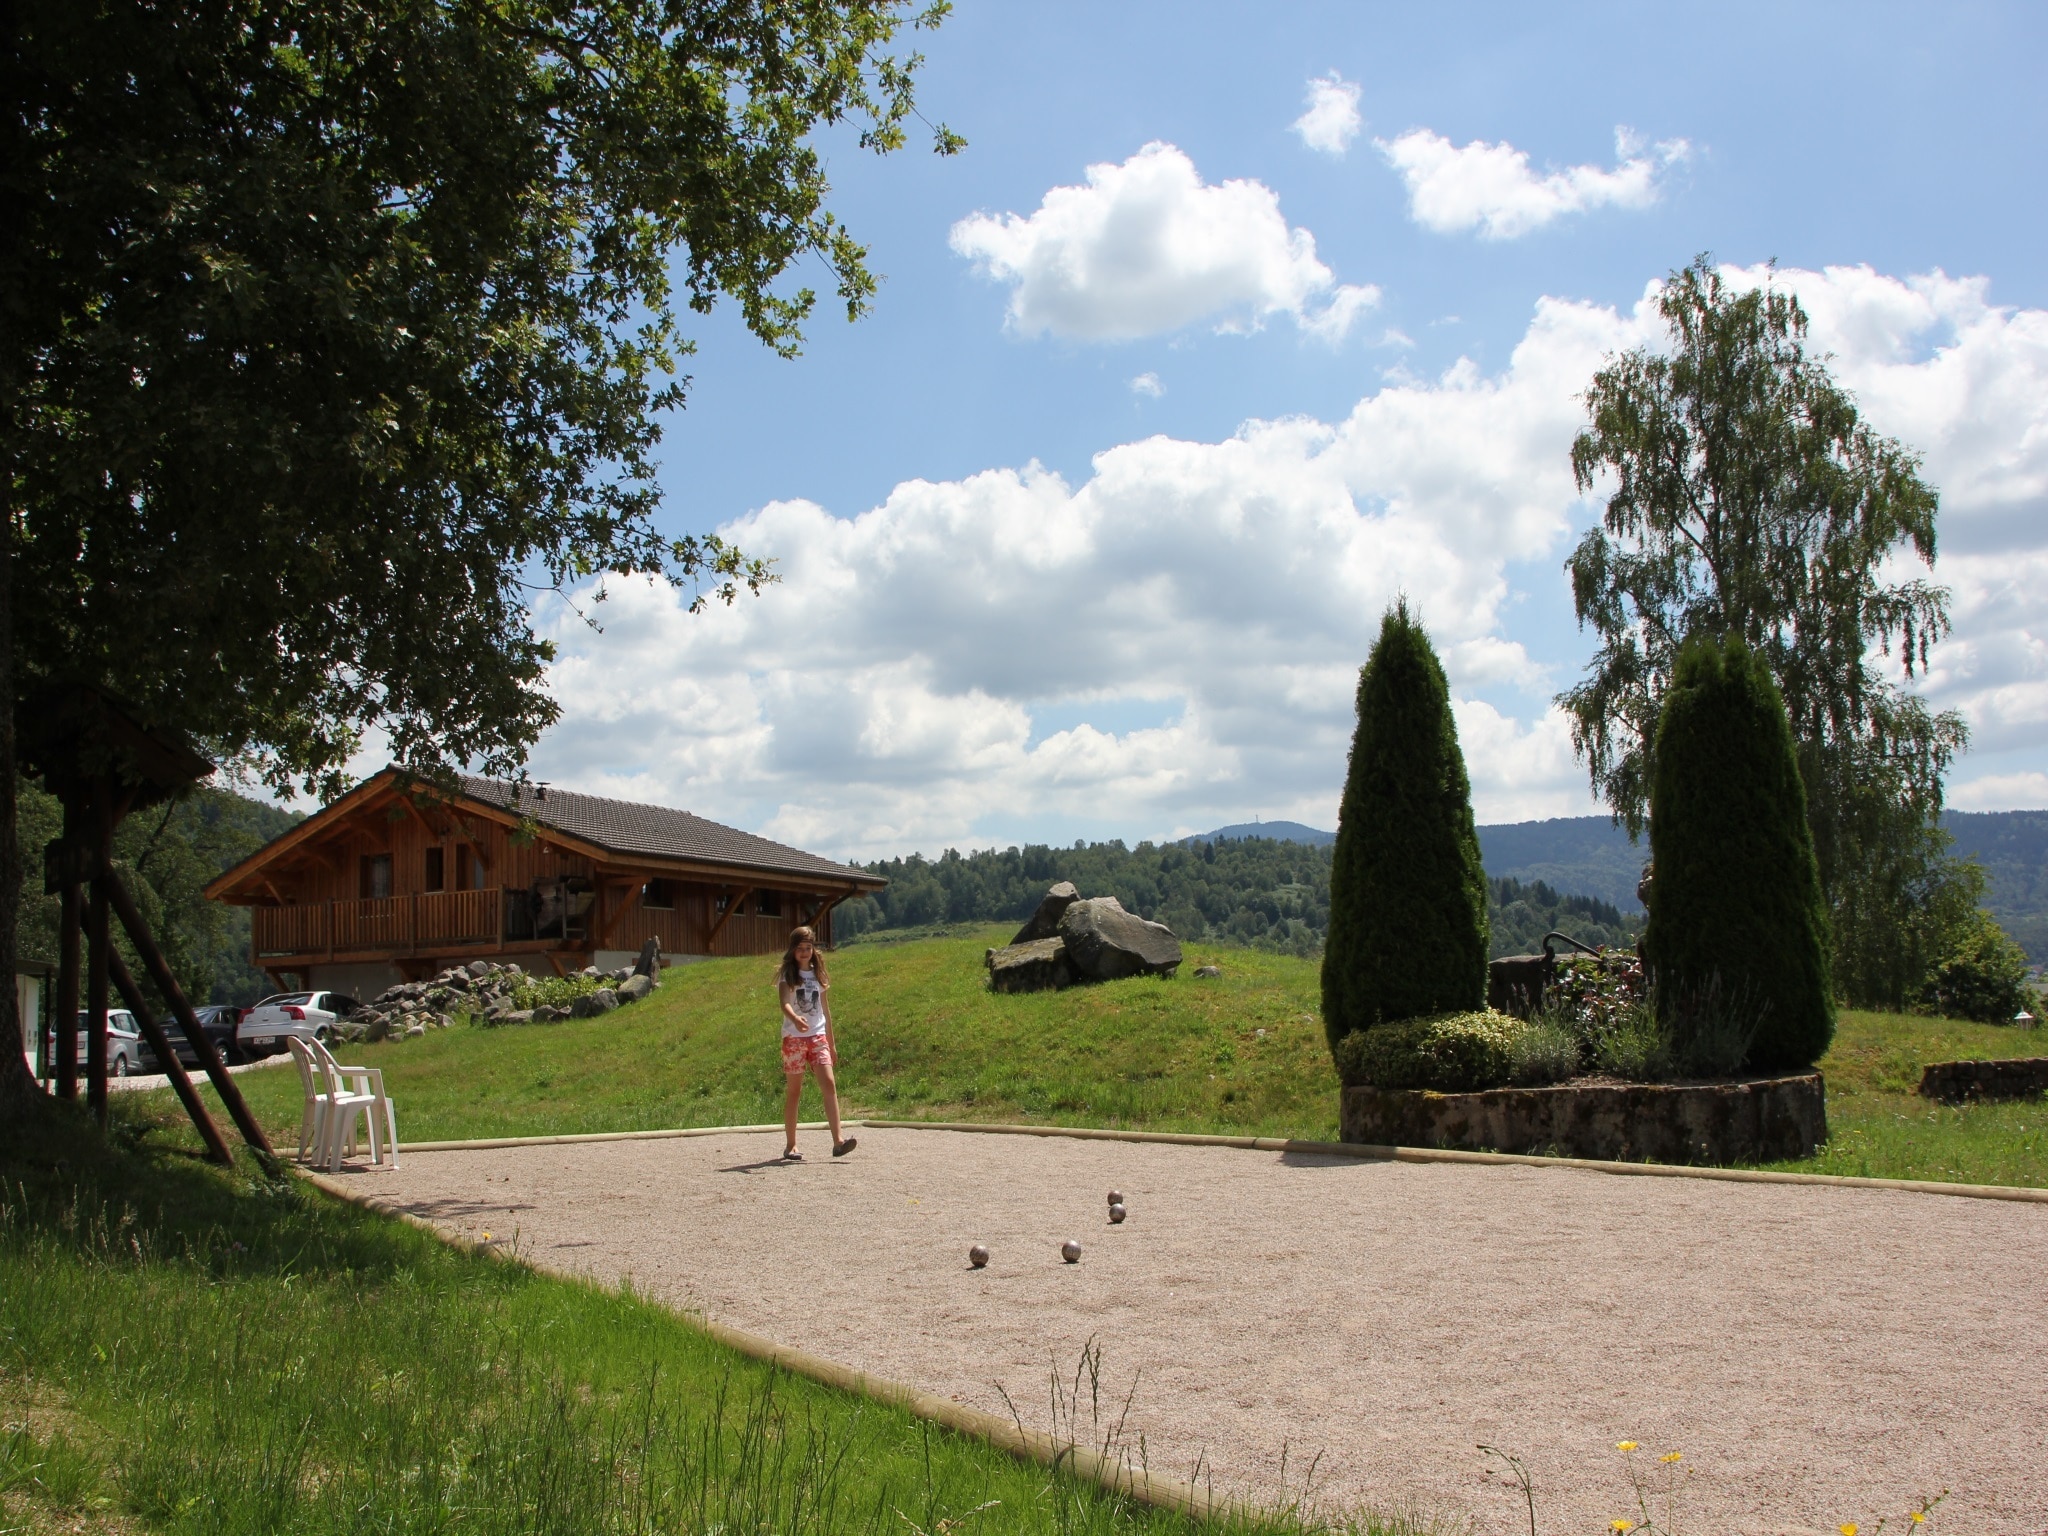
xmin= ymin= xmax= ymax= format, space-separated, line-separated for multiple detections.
xmin=1060 ymin=1239 xmax=1082 ymax=1263
xmin=968 ymin=1244 xmax=990 ymax=1269
xmin=1108 ymin=1203 xmax=1126 ymax=1224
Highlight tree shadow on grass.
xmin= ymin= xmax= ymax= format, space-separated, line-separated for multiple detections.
xmin=0 ymin=1092 xmax=508 ymax=1291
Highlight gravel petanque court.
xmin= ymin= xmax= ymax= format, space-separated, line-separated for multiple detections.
xmin=357 ymin=1127 xmax=2047 ymax=1532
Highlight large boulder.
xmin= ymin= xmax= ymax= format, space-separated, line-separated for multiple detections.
xmin=987 ymin=937 xmax=1073 ymax=994
xmin=633 ymin=937 xmax=663 ymax=982
xmin=569 ymin=987 xmax=620 ymax=1019
xmin=618 ymin=972 xmax=654 ymax=1003
xmin=1010 ymin=882 xmax=1081 ymax=945
xmin=1058 ymin=897 xmax=1181 ymax=981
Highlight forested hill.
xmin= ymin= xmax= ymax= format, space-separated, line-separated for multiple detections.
xmin=835 ymin=838 xmax=1640 ymax=958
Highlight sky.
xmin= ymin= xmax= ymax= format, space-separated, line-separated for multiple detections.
xmin=513 ymin=0 xmax=2048 ymax=860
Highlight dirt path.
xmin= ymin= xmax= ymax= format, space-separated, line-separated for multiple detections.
xmin=350 ymin=1127 xmax=2048 ymax=1533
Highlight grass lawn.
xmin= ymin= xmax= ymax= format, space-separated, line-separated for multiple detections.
xmin=0 ymin=1104 xmax=1342 ymax=1536
xmin=166 ymin=929 xmax=2048 ymax=1188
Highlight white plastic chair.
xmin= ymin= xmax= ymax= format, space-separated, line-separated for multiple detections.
xmin=310 ymin=1038 xmax=398 ymax=1171
xmin=286 ymin=1038 xmax=335 ymax=1163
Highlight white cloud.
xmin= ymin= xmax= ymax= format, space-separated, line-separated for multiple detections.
xmin=1379 ymin=126 xmax=1690 ymax=239
xmin=1948 ymin=772 xmax=2048 ymax=811
xmin=949 ymin=142 xmax=1379 ymax=342
xmin=521 ymin=262 xmax=2048 ymax=854
xmin=1292 ymin=72 xmax=1362 ymax=156
xmin=1129 ymin=371 xmax=1165 ymax=398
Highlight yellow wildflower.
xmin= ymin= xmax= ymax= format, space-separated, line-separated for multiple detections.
xmin=1616 ymin=1441 xmax=1639 ymax=1452
xmin=1612 ymin=1522 xmax=1634 ymax=1533
xmin=1909 ymin=1518 xmax=1927 ymax=1527
xmin=1841 ymin=1525 xmax=1859 ymax=1536
xmin=1661 ymin=1452 xmax=1683 ymax=1463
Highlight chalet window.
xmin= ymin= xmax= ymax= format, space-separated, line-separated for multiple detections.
xmin=754 ymin=890 xmax=782 ymax=917
xmin=454 ymin=844 xmax=485 ymax=891
xmin=360 ymin=854 xmax=393 ymax=900
xmin=641 ymin=879 xmax=675 ymax=910
xmin=424 ymin=847 xmax=445 ymax=893
xmin=713 ymin=892 xmax=730 ymax=915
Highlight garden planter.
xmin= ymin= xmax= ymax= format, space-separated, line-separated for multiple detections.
xmin=1339 ymin=1073 xmax=1826 ymax=1165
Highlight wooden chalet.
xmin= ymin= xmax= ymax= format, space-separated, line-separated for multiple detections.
xmin=203 ymin=770 xmax=886 ymax=994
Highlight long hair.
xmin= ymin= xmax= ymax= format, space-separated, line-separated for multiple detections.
xmin=778 ymin=926 xmax=827 ymax=989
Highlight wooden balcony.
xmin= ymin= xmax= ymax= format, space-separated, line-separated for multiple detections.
xmin=255 ymin=888 xmax=503 ymax=961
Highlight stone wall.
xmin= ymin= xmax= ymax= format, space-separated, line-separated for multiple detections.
xmin=1917 ymin=1057 xmax=2048 ymax=1104
xmin=1340 ymin=1074 xmax=1827 ymax=1165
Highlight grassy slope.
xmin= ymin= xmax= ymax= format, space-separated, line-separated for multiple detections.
xmin=182 ymin=930 xmax=2047 ymax=1187
xmin=0 ymin=1105 xmax=1319 ymax=1536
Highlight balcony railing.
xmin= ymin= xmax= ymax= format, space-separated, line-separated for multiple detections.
xmin=255 ymin=888 xmax=503 ymax=959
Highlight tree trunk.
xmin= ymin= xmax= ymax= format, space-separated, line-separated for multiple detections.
xmin=0 ymin=496 xmax=35 ymax=1109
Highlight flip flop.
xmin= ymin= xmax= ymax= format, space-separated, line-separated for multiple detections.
xmin=781 ymin=1148 xmax=803 ymax=1161
xmin=832 ymin=1137 xmax=858 ymax=1158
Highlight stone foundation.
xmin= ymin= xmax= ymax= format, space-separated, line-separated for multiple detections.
xmin=1340 ymin=1073 xmax=1826 ymax=1165
xmin=1918 ymin=1057 xmax=2048 ymax=1104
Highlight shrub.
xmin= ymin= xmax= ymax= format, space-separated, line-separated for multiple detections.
xmin=1334 ymin=1009 xmax=1523 ymax=1091
xmin=503 ymin=973 xmax=611 ymax=1014
xmin=1323 ymin=600 xmax=1489 ymax=1057
xmin=1643 ymin=637 xmax=1834 ymax=1072
xmin=1921 ymin=909 xmax=2032 ymax=1022
xmin=1509 ymin=1018 xmax=1581 ymax=1085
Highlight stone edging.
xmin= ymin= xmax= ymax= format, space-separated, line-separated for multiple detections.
xmin=859 ymin=1118 xmax=2048 ymax=1206
xmin=296 ymin=1168 xmax=1216 ymax=1519
xmin=386 ymin=1115 xmax=2048 ymax=1204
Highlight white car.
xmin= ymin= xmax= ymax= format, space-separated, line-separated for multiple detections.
xmin=238 ymin=991 xmax=360 ymax=1057
xmin=75 ymin=1009 xmax=146 ymax=1077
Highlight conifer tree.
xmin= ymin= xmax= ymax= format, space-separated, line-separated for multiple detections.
xmin=1644 ymin=637 xmax=1834 ymax=1071
xmin=1322 ymin=602 xmax=1489 ymax=1054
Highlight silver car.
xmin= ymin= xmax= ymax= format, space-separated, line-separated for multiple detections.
xmin=238 ymin=991 xmax=359 ymax=1057
xmin=75 ymin=1009 xmax=145 ymax=1077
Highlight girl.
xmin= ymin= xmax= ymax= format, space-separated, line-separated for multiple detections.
xmin=778 ymin=926 xmax=855 ymax=1160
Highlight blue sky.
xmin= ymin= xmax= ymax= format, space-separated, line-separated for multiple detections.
xmin=519 ymin=0 xmax=2048 ymax=858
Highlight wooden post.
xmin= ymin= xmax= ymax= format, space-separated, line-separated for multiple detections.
xmin=102 ymin=863 xmax=277 ymax=1161
xmin=107 ymin=951 xmax=233 ymax=1165
xmin=814 ymin=893 xmax=848 ymax=948
xmin=85 ymin=798 xmax=112 ymax=1126
xmin=54 ymin=875 xmax=79 ymax=1100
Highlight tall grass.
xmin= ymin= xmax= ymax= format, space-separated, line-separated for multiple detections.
xmin=0 ymin=1102 xmax=1417 ymax=1536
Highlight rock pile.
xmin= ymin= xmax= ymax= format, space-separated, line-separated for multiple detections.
xmin=985 ymin=882 xmax=1182 ymax=993
xmin=338 ymin=938 xmax=665 ymax=1039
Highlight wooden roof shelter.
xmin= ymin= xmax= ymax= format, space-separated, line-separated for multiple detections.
xmin=20 ymin=684 xmax=270 ymax=1163
xmin=205 ymin=769 xmax=886 ymax=991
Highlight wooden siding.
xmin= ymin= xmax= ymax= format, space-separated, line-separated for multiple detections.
xmin=239 ymin=789 xmax=839 ymax=965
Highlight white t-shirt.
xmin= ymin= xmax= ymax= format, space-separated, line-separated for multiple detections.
xmin=783 ymin=966 xmax=827 ymax=1039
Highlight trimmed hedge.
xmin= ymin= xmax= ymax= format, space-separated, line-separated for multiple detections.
xmin=1334 ymin=1010 xmax=1525 ymax=1092
xmin=1644 ymin=637 xmax=1834 ymax=1071
xmin=1322 ymin=602 xmax=1490 ymax=1054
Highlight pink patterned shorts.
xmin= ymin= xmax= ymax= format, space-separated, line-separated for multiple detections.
xmin=781 ymin=1032 xmax=833 ymax=1074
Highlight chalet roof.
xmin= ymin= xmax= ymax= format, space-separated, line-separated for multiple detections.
xmin=454 ymin=775 xmax=882 ymax=888
xmin=202 ymin=766 xmax=884 ymax=902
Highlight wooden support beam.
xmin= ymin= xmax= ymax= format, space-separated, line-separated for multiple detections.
xmin=812 ymin=893 xmax=848 ymax=948
xmin=704 ymin=888 xmax=753 ymax=949
xmin=108 ymin=952 xmax=233 ymax=1165
xmin=394 ymin=792 xmax=441 ymax=841
xmin=54 ymin=876 xmax=79 ymax=1101
xmin=103 ymin=863 xmax=277 ymax=1163
xmin=596 ymin=878 xmax=642 ymax=950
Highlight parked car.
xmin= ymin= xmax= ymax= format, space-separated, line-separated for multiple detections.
xmin=238 ymin=991 xmax=360 ymax=1058
xmin=139 ymin=1003 xmax=246 ymax=1071
xmin=75 ymin=1009 xmax=146 ymax=1077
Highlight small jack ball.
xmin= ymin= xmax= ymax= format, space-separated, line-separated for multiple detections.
xmin=968 ymin=1244 xmax=990 ymax=1268
xmin=1108 ymin=1203 xmax=1126 ymax=1224
xmin=1061 ymin=1239 xmax=1082 ymax=1264
xmin=1106 ymin=1190 xmax=1124 ymax=1206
